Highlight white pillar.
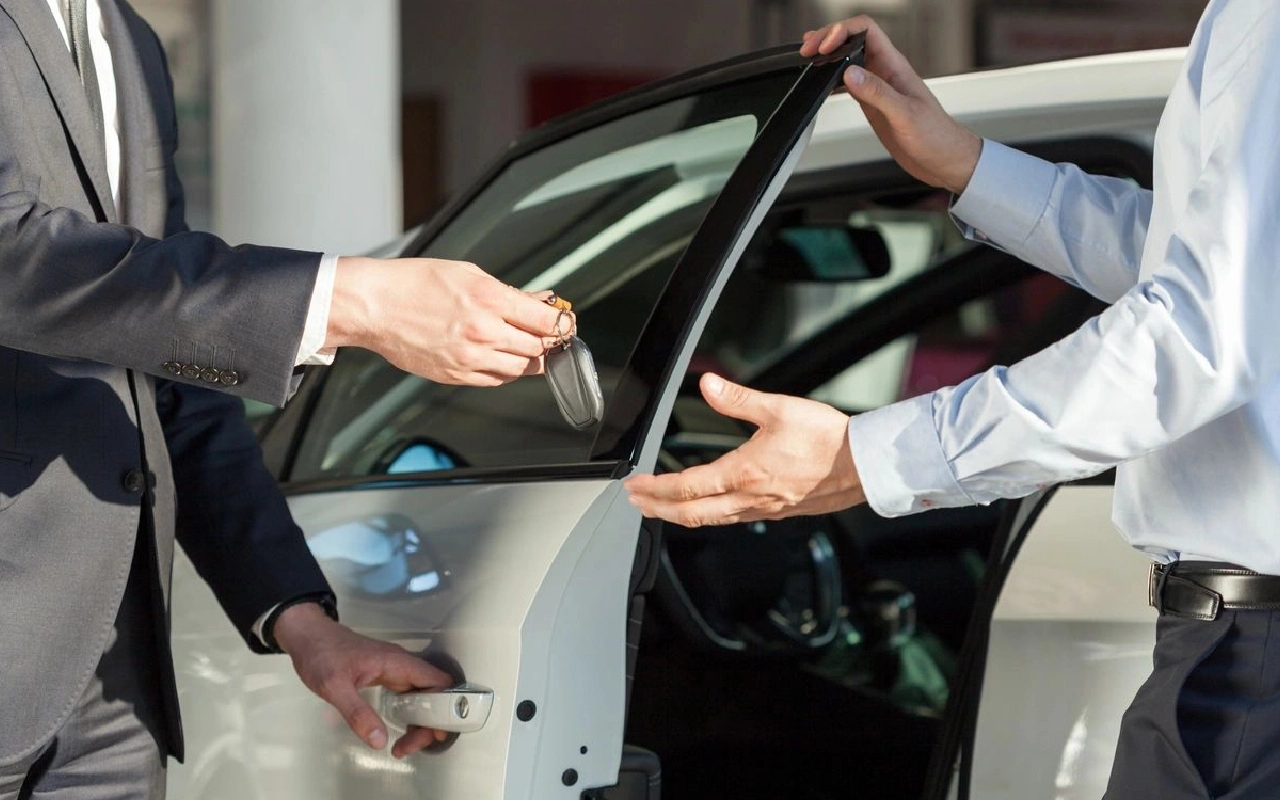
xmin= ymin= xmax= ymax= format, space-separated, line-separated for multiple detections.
xmin=211 ymin=0 xmax=400 ymax=253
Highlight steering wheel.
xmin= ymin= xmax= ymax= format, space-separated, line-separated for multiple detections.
xmin=651 ymin=433 xmax=845 ymax=656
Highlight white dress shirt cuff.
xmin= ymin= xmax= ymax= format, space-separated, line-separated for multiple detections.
xmin=847 ymin=393 xmax=978 ymax=517
xmin=949 ymin=140 xmax=1059 ymax=250
xmin=295 ymin=253 xmax=339 ymax=367
xmin=251 ymin=604 xmax=280 ymax=649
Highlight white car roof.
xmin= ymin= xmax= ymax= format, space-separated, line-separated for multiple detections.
xmin=798 ymin=47 xmax=1187 ymax=173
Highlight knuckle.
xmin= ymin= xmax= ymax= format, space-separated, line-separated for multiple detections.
xmin=461 ymin=319 xmax=490 ymax=342
xmin=319 ymin=677 xmax=347 ymax=700
xmin=737 ymin=464 xmax=767 ymax=490
xmin=353 ymin=706 xmax=380 ymax=728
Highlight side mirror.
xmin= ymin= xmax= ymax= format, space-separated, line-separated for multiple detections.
xmin=756 ymin=224 xmax=891 ymax=282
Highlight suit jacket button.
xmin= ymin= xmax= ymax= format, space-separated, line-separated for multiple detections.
xmin=163 ymin=361 xmax=183 ymax=375
xmin=219 ymin=370 xmax=240 ymax=386
xmin=122 ymin=469 xmax=146 ymax=494
xmin=181 ymin=365 xmax=201 ymax=380
xmin=200 ymin=367 xmax=220 ymax=383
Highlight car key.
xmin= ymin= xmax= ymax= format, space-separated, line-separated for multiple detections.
xmin=545 ymin=335 xmax=604 ymax=429
xmin=543 ymin=295 xmax=604 ymax=430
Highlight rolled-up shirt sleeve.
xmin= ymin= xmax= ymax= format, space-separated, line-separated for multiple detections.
xmin=849 ymin=37 xmax=1280 ymax=517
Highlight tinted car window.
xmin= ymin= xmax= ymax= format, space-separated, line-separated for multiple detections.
xmin=291 ymin=71 xmax=802 ymax=480
xmin=695 ymin=189 xmax=971 ymax=400
xmin=693 ymin=186 xmax=1102 ymax=411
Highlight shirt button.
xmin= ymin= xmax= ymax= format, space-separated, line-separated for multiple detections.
xmin=122 ymin=468 xmax=146 ymax=495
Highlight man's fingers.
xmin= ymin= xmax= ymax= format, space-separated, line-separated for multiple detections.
xmin=480 ymin=352 xmax=545 ymax=382
xmin=500 ymin=286 xmax=564 ymax=337
xmin=815 ymin=16 xmax=876 ymax=54
xmin=844 ymin=64 xmax=907 ymax=119
xmin=628 ymin=475 xmax=751 ymax=527
xmin=326 ymin=683 xmax=390 ymax=750
xmin=819 ymin=23 xmax=850 ymax=53
xmin=452 ymin=350 xmax=544 ymax=384
xmin=700 ymin=373 xmax=772 ymax=427
xmin=799 ymin=28 xmax=826 ymax=56
xmin=376 ymin=653 xmax=456 ymax=694
xmin=495 ymin=328 xmax=550 ymax=360
xmin=391 ymin=726 xmax=446 ymax=759
xmin=628 ymin=457 xmax=735 ymax=504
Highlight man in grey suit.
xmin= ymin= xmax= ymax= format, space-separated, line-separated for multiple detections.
xmin=0 ymin=1 xmax=566 ymax=797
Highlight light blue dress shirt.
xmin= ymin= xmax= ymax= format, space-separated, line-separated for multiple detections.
xmin=846 ymin=0 xmax=1280 ymax=573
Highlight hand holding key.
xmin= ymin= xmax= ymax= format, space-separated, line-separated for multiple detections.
xmin=325 ymin=257 xmax=564 ymax=387
xmin=540 ymin=292 xmax=604 ymax=430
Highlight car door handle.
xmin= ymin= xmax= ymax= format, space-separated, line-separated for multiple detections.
xmin=380 ymin=683 xmax=495 ymax=734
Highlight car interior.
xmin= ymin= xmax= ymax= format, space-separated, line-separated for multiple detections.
xmin=616 ymin=165 xmax=1120 ymax=800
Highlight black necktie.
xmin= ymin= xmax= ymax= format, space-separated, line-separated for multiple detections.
xmin=67 ymin=0 xmax=105 ymax=145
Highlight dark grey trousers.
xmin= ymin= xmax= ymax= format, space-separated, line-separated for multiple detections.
xmin=1104 ymin=605 xmax=1280 ymax=799
xmin=0 ymin=531 xmax=167 ymax=800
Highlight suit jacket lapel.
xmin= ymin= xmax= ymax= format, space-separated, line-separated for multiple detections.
xmin=100 ymin=0 xmax=161 ymax=231
xmin=0 ymin=0 xmax=116 ymax=222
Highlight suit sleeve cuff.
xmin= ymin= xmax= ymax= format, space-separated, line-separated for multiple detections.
xmin=294 ymin=253 xmax=339 ymax=367
xmin=251 ymin=592 xmax=340 ymax=655
xmin=949 ymin=140 xmax=1058 ymax=250
xmin=847 ymin=393 xmax=978 ymax=517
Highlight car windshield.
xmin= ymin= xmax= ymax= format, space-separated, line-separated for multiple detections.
xmin=291 ymin=69 xmax=804 ymax=480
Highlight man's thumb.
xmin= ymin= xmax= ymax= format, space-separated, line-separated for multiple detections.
xmin=701 ymin=373 xmax=769 ymax=425
xmin=844 ymin=65 xmax=901 ymax=114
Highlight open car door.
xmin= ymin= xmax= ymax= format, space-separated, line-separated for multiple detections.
xmin=167 ymin=39 xmax=863 ymax=800
xmin=965 ymin=481 xmax=1155 ymax=800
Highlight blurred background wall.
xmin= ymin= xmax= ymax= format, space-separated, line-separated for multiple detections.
xmin=127 ymin=0 xmax=1206 ymax=252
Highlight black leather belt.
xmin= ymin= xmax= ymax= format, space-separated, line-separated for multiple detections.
xmin=1149 ymin=562 xmax=1280 ymax=620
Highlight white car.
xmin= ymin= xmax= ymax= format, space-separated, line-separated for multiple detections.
xmin=169 ymin=41 xmax=1181 ymax=800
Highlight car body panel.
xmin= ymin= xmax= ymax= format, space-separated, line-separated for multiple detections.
xmin=972 ymin=486 xmax=1156 ymax=799
xmin=168 ymin=478 xmax=638 ymax=799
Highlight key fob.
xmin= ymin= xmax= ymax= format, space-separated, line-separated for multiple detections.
xmin=544 ymin=335 xmax=604 ymax=430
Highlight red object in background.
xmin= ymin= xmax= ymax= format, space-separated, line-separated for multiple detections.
xmin=526 ymin=69 xmax=663 ymax=128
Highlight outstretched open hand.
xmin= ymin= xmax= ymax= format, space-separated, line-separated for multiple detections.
xmin=624 ymin=373 xmax=866 ymax=527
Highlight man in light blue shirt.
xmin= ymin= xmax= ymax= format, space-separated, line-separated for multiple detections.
xmin=628 ymin=2 xmax=1280 ymax=797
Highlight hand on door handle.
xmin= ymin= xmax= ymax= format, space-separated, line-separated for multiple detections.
xmin=380 ymin=683 xmax=495 ymax=734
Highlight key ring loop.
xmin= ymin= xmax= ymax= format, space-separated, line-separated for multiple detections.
xmin=544 ymin=290 xmax=574 ymax=349
xmin=552 ymin=308 xmax=572 ymax=348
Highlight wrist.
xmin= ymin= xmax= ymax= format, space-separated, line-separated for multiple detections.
xmin=944 ymin=131 xmax=984 ymax=196
xmin=326 ymin=256 xmax=378 ymax=351
xmin=270 ymin=598 xmax=340 ymax=656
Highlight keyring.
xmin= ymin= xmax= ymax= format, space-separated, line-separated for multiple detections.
xmin=552 ymin=308 xmax=572 ymax=348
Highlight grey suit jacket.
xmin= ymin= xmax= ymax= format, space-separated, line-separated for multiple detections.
xmin=0 ymin=0 xmax=335 ymax=766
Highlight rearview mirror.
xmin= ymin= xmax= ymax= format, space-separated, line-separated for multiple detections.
xmin=756 ymin=225 xmax=890 ymax=282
